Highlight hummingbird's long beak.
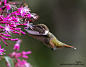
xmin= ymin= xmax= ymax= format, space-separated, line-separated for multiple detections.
xmin=28 ymin=23 xmax=35 ymax=27
xmin=32 ymin=25 xmax=35 ymax=26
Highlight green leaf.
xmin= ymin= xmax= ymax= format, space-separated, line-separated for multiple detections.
xmin=4 ymin=56 xmax=14 ymax=67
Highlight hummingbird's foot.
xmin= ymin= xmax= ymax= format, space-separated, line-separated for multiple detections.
xmin=51 ymin=47 xmax=58 ymax=50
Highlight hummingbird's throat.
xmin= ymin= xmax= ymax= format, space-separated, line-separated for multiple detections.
xmin=45 ymin=30 xmax=48 ymax=35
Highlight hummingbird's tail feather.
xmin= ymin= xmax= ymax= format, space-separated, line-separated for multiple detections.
xmin=64 ymin=44 xmax=76 ymax=50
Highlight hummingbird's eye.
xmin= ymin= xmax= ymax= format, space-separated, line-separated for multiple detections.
xmin=38 ymin=26 xmax=42 ymax=29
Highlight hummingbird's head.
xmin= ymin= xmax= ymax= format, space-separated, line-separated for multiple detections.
xmin=33 ymin=24 xmax=49 ymax=35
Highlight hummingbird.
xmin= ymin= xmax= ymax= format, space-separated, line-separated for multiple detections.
xmin=25 ymin=24 xmax=76 ymax=50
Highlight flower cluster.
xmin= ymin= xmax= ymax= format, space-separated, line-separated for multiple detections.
xmin=0 ymin=0 xmax=38 ymax=47
xmin=0 ymin=0 xmax=38 ymax=67
xmin=7 ymin=39 xmax=32 ymax=67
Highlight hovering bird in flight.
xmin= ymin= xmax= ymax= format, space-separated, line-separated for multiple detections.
xmin=25 ymin=24 xmax=76 ymax=50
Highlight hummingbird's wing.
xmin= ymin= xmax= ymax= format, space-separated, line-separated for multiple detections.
xmin=25 ymin=29 xmax=49 ymax=42
xmin=25 ymin=29 xmax=46 ymax=35
xmin=25 ymin=29 xmax=40 ymax=35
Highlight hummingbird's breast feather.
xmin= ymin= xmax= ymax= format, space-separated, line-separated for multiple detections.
xmin=48 ymin=32 xmax=64 ymax=47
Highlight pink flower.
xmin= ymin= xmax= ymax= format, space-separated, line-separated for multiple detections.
xmin=17 ymin=6 xmax=31 ymax=17
xmin=4 ymin=24 xmax=12 ymax=34
xmin=9 ymin=52 xmax=21 ymax=58
xmin=0 ymin=45 xmax=6 ymax=55
xmin=0 ymin=0 xmax=38 ymax=45
xmin=6 ymin=62 xmax=10 ymax=66
xmin=21 ymin=60 xmax=32 ymax=67
xmin=4 ymin=0 xmax=10 ymax=10
xmin=5 ymin=4 xmax=10 ymax=10
xmin=21 ymin=51 xmax=31 ymax=58
xmin=15 ymin=59 xmax=32 ymax=67
xmin=9 ymin=51 xmax=32 ymax=67
xmin=4 ymin=0 xmax=7 ymax=5
xmin=0 ymin=1 xmax=2 ymax=6
xmin=13 ymin=39 xmax=22 ymax=51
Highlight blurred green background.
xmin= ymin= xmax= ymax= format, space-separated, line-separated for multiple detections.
xmin=0 ymin=0 xmax=86 ymax=67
